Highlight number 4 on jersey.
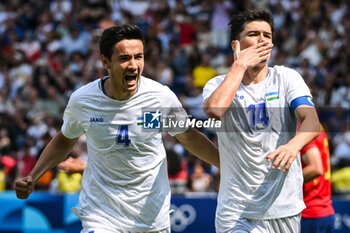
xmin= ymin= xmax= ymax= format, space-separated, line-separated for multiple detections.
xmin=116 ymin=125 xmax=131 ymax=147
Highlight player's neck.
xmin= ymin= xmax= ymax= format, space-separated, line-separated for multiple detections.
xmin=242 ymin=65 xmax=268 ymax=85
xmin=104 ymin=78 xmax=137 ymax=100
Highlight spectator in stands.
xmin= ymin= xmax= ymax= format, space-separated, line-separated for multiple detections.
xmin=167 ymin=148 xmax=187 ymax=195
xmin=210 ymin=0 xmax=232 ymax=50
xmin=0 ymin=161 xmax=5 ymax=191
xmin=190 ymin=162 xmax=212 ymax=192
xmin=61 ymin=25 xmax=89 ymax=56
xmin=50 ymin=0 xmax=72 ymax=23
xmin=331 ymin=165 xmax=350 ymax=195
xmin=34 ymin=132 xmax=54 ymax=190
xmin=156 ymin=59 xmax=174 ymax=87
xmin=42 ymin=85 xmax=66 ymax=119
xmin=0 ymin=154 xmax=16 ymax=190
xmin=331 ymin=124 xmax=350 ymax=169
xmin=55 ymin=146 xmax=85 ymax=193
xmin=192 ymin=53 xmax=217 ymax=88
xmin=180 ymin=86 xmax=207 ymax=121
xmin=16 ymin=142 xmax=36 ymax=179
xmin=56 ymin=136 xmax=87 ymax=175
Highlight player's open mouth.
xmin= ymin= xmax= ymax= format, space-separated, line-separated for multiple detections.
xmin=125 ymin=74 xmax=137 ymax=83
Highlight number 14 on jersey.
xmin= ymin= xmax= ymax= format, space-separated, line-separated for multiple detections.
xmin=247 ymin=102 xmax=269 ymax=127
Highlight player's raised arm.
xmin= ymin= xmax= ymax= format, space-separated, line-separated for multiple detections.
xmin=203 ymin=40 xmax=273 ymax=120
xmin=175 ymin=127 xmax=220 ymax=168
xmin=14 ymin=131 xmax=78 ymax=199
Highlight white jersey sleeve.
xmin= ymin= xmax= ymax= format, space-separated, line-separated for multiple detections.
xmin=61 ymin=91 xmax=85 ymax=139
xmin=283 ymin=67 xmax=312 ymax=104
xmin=160 ymin=85 xmax=189 ymax=137
xmin=202 ymin=75 xmax=225 ymax=101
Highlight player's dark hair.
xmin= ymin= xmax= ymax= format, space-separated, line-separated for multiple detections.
xmin=229 ymin=9 xmax=274 ymax=41
xmin=99 ymin=24 xmax=145 ymax=60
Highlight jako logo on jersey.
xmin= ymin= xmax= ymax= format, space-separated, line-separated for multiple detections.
xmin=90 ymin=117 xmax=104 ymax=122
xmin=143 ymin=110 xmax=161 ymax=129
xmin=235 ymin=94 xmax=244 ymax=99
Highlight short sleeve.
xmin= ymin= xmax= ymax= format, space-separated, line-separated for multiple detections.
xmin=285 ymin=68 xmax=312 ymax=105
xmin=202 ymin=76 xmax=223 ymax=102
xmin=161 ymin=86 xmax=189 ymax=137
xmin=61 ymin=92 xmax=85 ymax=139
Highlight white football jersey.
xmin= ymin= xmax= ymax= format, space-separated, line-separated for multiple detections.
xmin=203 ymin=65 xmax=311 ymax=232
xmin=61 ymin=76 xmax=188 ymax=232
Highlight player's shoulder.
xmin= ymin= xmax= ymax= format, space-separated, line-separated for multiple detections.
xmin=68 ymin=78 xmax=101 ymax=103
xmin=139 ymin=76 xmax=183 ymax=107
xmin=204 ymin=74 xmax=226 ymax=88
xmin=140 ymin=76 xmax=173 ymax=93
xmin=270 ymin=65 xmax=300 ymax=77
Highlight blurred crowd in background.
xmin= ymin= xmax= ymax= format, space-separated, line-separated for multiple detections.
xmin=0 ymin=0 xmax=350 ymax=196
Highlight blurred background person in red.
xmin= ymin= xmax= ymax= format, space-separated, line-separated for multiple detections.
xmin=300 ymin=124 xmax=335 ymax=233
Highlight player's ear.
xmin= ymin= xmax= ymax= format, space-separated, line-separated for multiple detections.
xmin=231 ymin=40 xmax=240 ymax=54
xmin=231 ymin=40 xmax=235 ymax=52
xmin=101 ymin=55 xmax=111 ymax=70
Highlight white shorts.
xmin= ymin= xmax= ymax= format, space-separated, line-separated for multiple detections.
xmin=81 ymin=226 xmax=170 ymax=233
xmin=75 ymin=207 xmax=171 ymax=233
xmin=222 ymin=214 xmax=301 ymax=233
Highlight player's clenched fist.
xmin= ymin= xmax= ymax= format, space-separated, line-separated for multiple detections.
xmin=14 ymin=176 xmax=34 ymax=199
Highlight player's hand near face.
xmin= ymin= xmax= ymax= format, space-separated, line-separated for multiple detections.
xmin=233 ymin=40 xmax=273 ymax=68
xmin=14 ymin=176 xmax=34 ymax=199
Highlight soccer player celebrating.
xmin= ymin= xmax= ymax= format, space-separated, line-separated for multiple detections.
xmin=203 ymin=9 xmax=320 ymax=232
xmin=14 ymin=24 xmax=219 ymax=233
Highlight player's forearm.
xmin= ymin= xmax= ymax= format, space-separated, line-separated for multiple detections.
xmin=175 ymin=128 xmax=220 ymax=168
xmin=204 ymin=63 xmax=246 ymax=120
xmin=291 ymin=108 xmax=320 ymax=152
xmin=29 ymin=131 xmax=78 ymax=183
xmin=288 ymin=131 xmax=319 ymax=154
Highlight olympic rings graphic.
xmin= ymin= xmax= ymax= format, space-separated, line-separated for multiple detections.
xmin=170 ymin=204 xmax=197 ymax=232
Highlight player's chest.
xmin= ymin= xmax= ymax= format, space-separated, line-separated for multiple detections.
xmin=231 ymin=85 xmax=287 ymax=128
xmin=83 ymin=102 xmax=162 ymax=148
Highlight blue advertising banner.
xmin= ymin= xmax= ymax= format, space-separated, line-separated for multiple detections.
xmin=0 ymin=191 xmax=349 ymax=233
xmin=170 ymin=193 xmax=217 ymax=233
xmin=333 ymin=198 xmax=350 ymax=232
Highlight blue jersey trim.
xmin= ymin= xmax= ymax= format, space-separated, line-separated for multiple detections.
xmin=100 ymin=76 xmax=140 ymax=96
xmin=290 ymin=96 xmax=314 ymax=112
xmin=100 ymin=76 xmax=109 ymax=96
